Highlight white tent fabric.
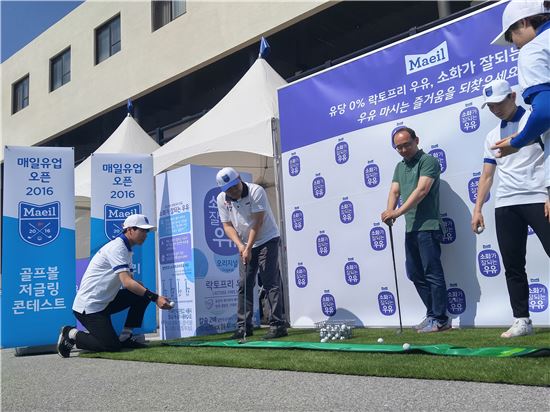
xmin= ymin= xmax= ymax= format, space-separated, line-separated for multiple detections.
xmin=152 ymin=58 xmax=287 ymax=188
xmin=75 ymin=115 xmax=160 ymax=206
xmin=74 ymin=114 xmax=159 ymax=258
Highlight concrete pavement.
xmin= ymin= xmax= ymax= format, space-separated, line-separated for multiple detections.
xmin=2 ymin=348 xmax=549 ymax=411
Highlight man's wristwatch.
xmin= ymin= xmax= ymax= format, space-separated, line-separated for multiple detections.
xmin=144 ymin=289 xmax=159 ymax=302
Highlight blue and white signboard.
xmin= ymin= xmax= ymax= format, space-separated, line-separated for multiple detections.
xmin=2 ymin=146 xmax=75 ymax=347
xmin=90 ymin=153 xmax=156 ymax=333
xmin=278 ymin=2 xmax=549 ymax=327
xmin=155 ymin=165 xmax=258 ymax=339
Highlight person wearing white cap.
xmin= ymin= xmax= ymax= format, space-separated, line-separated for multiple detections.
xmin=473 ymin=79 xmax=550 ymax=338
xmin=56 ymin=214 xmax=173 ymax=357
xmin=215 ymin=167 xmax=287 ymax=340
xmin=490 ymin=0 xmax=550 ymax=201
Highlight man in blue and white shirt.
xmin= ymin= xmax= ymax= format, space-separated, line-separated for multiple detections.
xmin=57 ymin=214 xmax=173 ymax=357
xmin=472 ymin=79 xmax=549 ymax=338
xmin=216 ymin=167 xmax=287 ymax=340
xmin=491 ymin=0 xmax=550 ymax=195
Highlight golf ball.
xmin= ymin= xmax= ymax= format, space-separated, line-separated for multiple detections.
xmin=320 ymin=337 xmax=328 ymax=343
xmin=377 ymin=338 xmax=384 ymax=343
xmin=168 ymin=301 xmax=175 ymax=308
xmin=402 ymin=343 xmax=410 ymax=350
xmin=476 ymin=225 xmax=484 ymax=234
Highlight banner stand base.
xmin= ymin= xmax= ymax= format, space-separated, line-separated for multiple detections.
xmin=14 ymin=345 xmax=56 ymax=357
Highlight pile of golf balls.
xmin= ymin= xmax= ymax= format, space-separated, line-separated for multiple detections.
xmin=319 ymin=323 xmax=353 ymax=342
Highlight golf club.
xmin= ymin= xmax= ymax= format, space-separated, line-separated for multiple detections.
xmin=386 ymin=219 xmax=403 ymax=334
xmin=238 ymin=261 xmax=247 ymax=344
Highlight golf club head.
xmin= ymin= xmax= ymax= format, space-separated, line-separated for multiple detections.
xmin=395 ymin=328 xmax=403 ymax=335
xmin=238 ymin=338 xmax=246 ymax=344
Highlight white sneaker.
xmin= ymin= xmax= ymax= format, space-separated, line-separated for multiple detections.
xmin=500 ymin=318 xmax=534 ymax=338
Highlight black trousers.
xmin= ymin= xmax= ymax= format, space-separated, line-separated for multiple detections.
xmin=73 ymin=289 xmax=150 ymax=352
xmin=237 ymin=237 xmax=285 ymax=329
xmin=495 ymin=203 xmax=550 ymax=318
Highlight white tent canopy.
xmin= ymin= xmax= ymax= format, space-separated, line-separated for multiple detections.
xmin=74 ymin=114 xmax=160 ymax=258
xmin=75 ymin=114 xmax=160 ymax=206
xmin=153 ymin=58 xmax=287 ymax=188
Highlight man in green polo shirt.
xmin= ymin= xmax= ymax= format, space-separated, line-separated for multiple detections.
xmin=381 ymin=127 xmax=450 ymax=333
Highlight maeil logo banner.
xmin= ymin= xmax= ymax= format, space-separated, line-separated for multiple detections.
xmin=90 ymin=153 xmax=156 ymax=333
xmin=404 ymin=41 xmax=449 ymax=75
xmin=1 ymin=146 xmax=75 ymax=348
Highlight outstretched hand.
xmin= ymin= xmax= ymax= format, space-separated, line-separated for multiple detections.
xmin=156 ymin=295 xmax=174 ymax=310
xmin=491 ymin=134 xmax=519 ymax=158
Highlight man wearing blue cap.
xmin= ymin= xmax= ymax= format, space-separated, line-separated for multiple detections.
xmin=472 ymin=79 xmax=549 ymax=338
xmin=215 ymin=167 xmax=287 ymax=340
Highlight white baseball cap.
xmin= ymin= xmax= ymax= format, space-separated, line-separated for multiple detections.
xmin=481 ymin=79 xmax=513 ymax=108
xmin=216 ymin=167 xmax=240 ymax=191
xmin=492 ymin=0 xmax=550 ymax=46
xmin=122 ymin=214 xmax=156 ymax=230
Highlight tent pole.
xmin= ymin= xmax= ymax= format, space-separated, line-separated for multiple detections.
xmin=271 ymin=117 xmax=290 ymax=326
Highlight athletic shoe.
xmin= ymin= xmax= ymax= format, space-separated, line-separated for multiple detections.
xmin=130 ymin=333 xmax=146 ymax=343
xmin=417 ymin=318 xmax=451 ymax=333
xmin=262 ymin=326 xmax=288 ymax=340
xmin=412 ymin=317 xmax=432 ymax=331
xmin=230 ymin=328 xmax=254 ymax=339
xmin=120 ymin=334 xmax=148 ymax=349
xmin=500 ymin=318 xmax=534 ymax=338
xmin=57 ymin=326 xmax=75 ymax=358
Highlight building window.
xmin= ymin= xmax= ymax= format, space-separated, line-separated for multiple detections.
xmin=152 ymin=1 xmax=186 ymax=31
xmin=50 ymin=48 xmax=71 ymax=91
xmin=12 ymin=75 xmax=29 ymax=114
xmin=95 ymin=15 xmax=121 ymax=64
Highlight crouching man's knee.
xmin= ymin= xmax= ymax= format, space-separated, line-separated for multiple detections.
xmin=100 ymin=340 xmax=122 ymax=352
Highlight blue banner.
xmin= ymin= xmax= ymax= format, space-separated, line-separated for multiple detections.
xmin=279 ymin=3 xmax=514 ymax=153
xmin=2 ymin=146 xmax=75 ymax=348
xmin=90 ymin=154 xmax=156 ymax=334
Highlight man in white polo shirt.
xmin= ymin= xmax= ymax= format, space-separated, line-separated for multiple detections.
xmin=216 ymin=167 xmax=287 ymax=340
xmin=471 ymin=79 xmax=550 ymax=338
xmin=57 ymin=214 xmax=173 ymax=357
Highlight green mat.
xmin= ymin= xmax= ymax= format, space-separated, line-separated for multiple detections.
xmin=163 ymin=340 xmax=550 ymax=358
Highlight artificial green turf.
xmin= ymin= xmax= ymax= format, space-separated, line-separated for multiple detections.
xmin=80 ymin=327 xmax=550 ymax=386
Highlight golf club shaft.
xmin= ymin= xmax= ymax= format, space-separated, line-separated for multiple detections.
xmin=388 ymin=223 xmax=403 ymax=333
xmin=243 ymin=261 xmax=247 ymax=341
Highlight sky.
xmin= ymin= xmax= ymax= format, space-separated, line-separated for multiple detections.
xmin=1 ymin=0 xmax=83 ymax=63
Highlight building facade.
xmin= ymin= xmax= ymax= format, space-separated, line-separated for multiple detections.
xmin=1 ymin=0 xmax=332 ymax=161
xmin=2 ymin=1 xmax=483 ymax=164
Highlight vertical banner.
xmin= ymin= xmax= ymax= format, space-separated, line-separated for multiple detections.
xmin=156 ymin=165 xmax=196 ymax=338
xmin=278 ymin=2 xmax=549 ymax=327
xmin=90 ymin=153 xmax=156 ymax=333
xmin=156 ymin=165 xmax=257 ymax=339
xmin=2 ymin=146 xmax=75 ymax=348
